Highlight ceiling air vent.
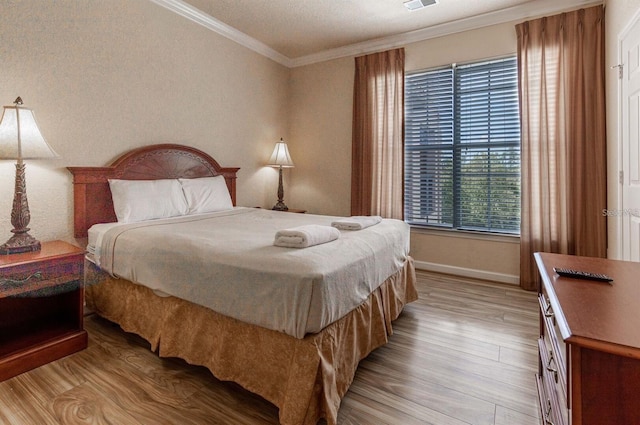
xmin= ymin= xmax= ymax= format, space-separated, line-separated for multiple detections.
xmin=403 ymin=0 xmax=438 ymax=11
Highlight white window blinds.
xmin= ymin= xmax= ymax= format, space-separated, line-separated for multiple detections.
xmin=405 ymin=57 xmax=520 ymax=234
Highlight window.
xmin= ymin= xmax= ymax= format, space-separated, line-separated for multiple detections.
xmin=404 ymin=57 xmax=520 ymax=234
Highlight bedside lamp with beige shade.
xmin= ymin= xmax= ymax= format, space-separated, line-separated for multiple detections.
xmin=267 ymin=138 xmax=294 ymax=211
xmin=0 ymin=97 xmax=58 ymax=254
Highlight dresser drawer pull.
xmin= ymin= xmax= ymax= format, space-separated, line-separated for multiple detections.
xmin=544 ymin=400 xmax=555 ymax=425
xmin=546 ymin=352 xmax=558 ymax=382
xmin=0 ymin=271 xmax=43 ymax=285
xmin=544 ymin=302 xmax=554 ymax=318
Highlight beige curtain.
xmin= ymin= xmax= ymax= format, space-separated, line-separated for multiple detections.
xmin=351 ymin=48 xmax=405 ymax=219
xmin=517 ymin=6 xmax=607 ymax=291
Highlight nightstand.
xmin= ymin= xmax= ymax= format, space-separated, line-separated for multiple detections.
xmin=256 ymin=206 xmax=307 ymax=213
xmin=280 ymin=208 xmax=306 ymax=214
xmin=0 ymin=240 xmax=87 ymax=381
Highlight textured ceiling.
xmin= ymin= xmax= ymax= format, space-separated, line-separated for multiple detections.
xmin=180 ymin=0 xmax=597 ymax=60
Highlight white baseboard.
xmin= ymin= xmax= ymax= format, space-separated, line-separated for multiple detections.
xmin=413 ymin=260 xmax=520 ymax=286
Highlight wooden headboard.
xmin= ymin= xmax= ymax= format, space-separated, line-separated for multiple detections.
xmin=67 ymin=144 xmax=240 ymax=238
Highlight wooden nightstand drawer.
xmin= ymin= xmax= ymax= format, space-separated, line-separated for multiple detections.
xmin=1 ymin=255 xmax=83 ymax=298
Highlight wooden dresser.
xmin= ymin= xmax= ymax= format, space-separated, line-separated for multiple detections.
xmin=534 ymin=252 xmax=640 ymax=425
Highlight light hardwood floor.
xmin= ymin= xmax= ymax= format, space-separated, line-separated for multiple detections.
xmin=0 ymin=271 xmax=540 ymax=425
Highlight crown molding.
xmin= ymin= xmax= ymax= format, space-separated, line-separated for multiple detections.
xmin=148 ymin=0 xmax=293 ymax=67
xmin=150 ymin=0 xmax=602 ymax=69
xmin=290 ymin=0 xmax=603 ymax=67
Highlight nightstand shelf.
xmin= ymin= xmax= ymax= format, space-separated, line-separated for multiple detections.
xmin=0 ymin=241 xmax=87 ymax=381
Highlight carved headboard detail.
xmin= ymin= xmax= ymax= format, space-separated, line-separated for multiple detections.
xmin=67 ymin=144 xmax=240 ymax=238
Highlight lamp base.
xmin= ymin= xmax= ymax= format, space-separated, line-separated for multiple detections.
xmin=0 ymin=232 xmax=41 ymax=255
xmin=272 ymin=166 xmax=289 ymax=211
xmin=272 ymin=202 xmax=289 ymax=211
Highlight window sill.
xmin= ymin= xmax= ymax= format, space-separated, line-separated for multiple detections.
xmin=409 ymin=225 xmax=520 ymax=244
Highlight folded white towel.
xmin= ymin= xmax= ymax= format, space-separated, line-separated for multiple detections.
xmin=331 ymin=215 xmax=383 ymax=230
xmin=274 ymin=225 xmax=341 ymax=248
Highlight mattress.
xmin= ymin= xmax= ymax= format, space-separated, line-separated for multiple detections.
xmin=87 ymin=207 xmax=410 ymax=338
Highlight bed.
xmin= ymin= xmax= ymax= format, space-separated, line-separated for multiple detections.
xmin=68 ymin=143 xmax=417 ymax=425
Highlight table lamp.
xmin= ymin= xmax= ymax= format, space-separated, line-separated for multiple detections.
xmin=0 ymin=97 xmax=58 ymax=254
xmin=267 ymin=138 xmax=294 ymax=211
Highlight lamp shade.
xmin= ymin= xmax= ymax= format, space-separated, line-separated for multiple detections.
xmin=0 ymin=102 xmax=58 ymax=160
xmin=267 ymin=138 xmax=294 ymax=168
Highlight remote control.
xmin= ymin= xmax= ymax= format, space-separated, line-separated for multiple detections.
xmin=553 ymin=267 xmax=613 ymax=283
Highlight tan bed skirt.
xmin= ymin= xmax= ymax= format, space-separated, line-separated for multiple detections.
xmin=85 ymin=257 xmax=417 ymax=425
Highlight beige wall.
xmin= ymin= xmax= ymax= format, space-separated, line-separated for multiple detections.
xmin=288 ymin=57 xmax=354 ymax=215
xmin=0 ymin=0 xmax=289 ymax=245
xmin=290 ymin=22 xmax=522 ymax=283
xmin=605 ymin=0 xmax=640 ymax=259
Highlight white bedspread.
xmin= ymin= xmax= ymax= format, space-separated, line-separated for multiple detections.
xmin=90 ymin=207 xmax=410 ymax=338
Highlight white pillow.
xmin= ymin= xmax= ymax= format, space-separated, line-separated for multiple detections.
xmin=179 ymin=176 xmax=233 ymax=214
xmin=108 ymin=179 xmax=189 ymax=223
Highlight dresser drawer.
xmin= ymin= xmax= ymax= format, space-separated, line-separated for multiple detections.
xmin=538 ymin=288 xmax=569 ymax=425
xmin=536 ymin=373 xmax=566 ymax=425
xmin=538 ymin=338 xmax=568 ymax=425
xmin=539 ymin=293 xmax=567 ymax=392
